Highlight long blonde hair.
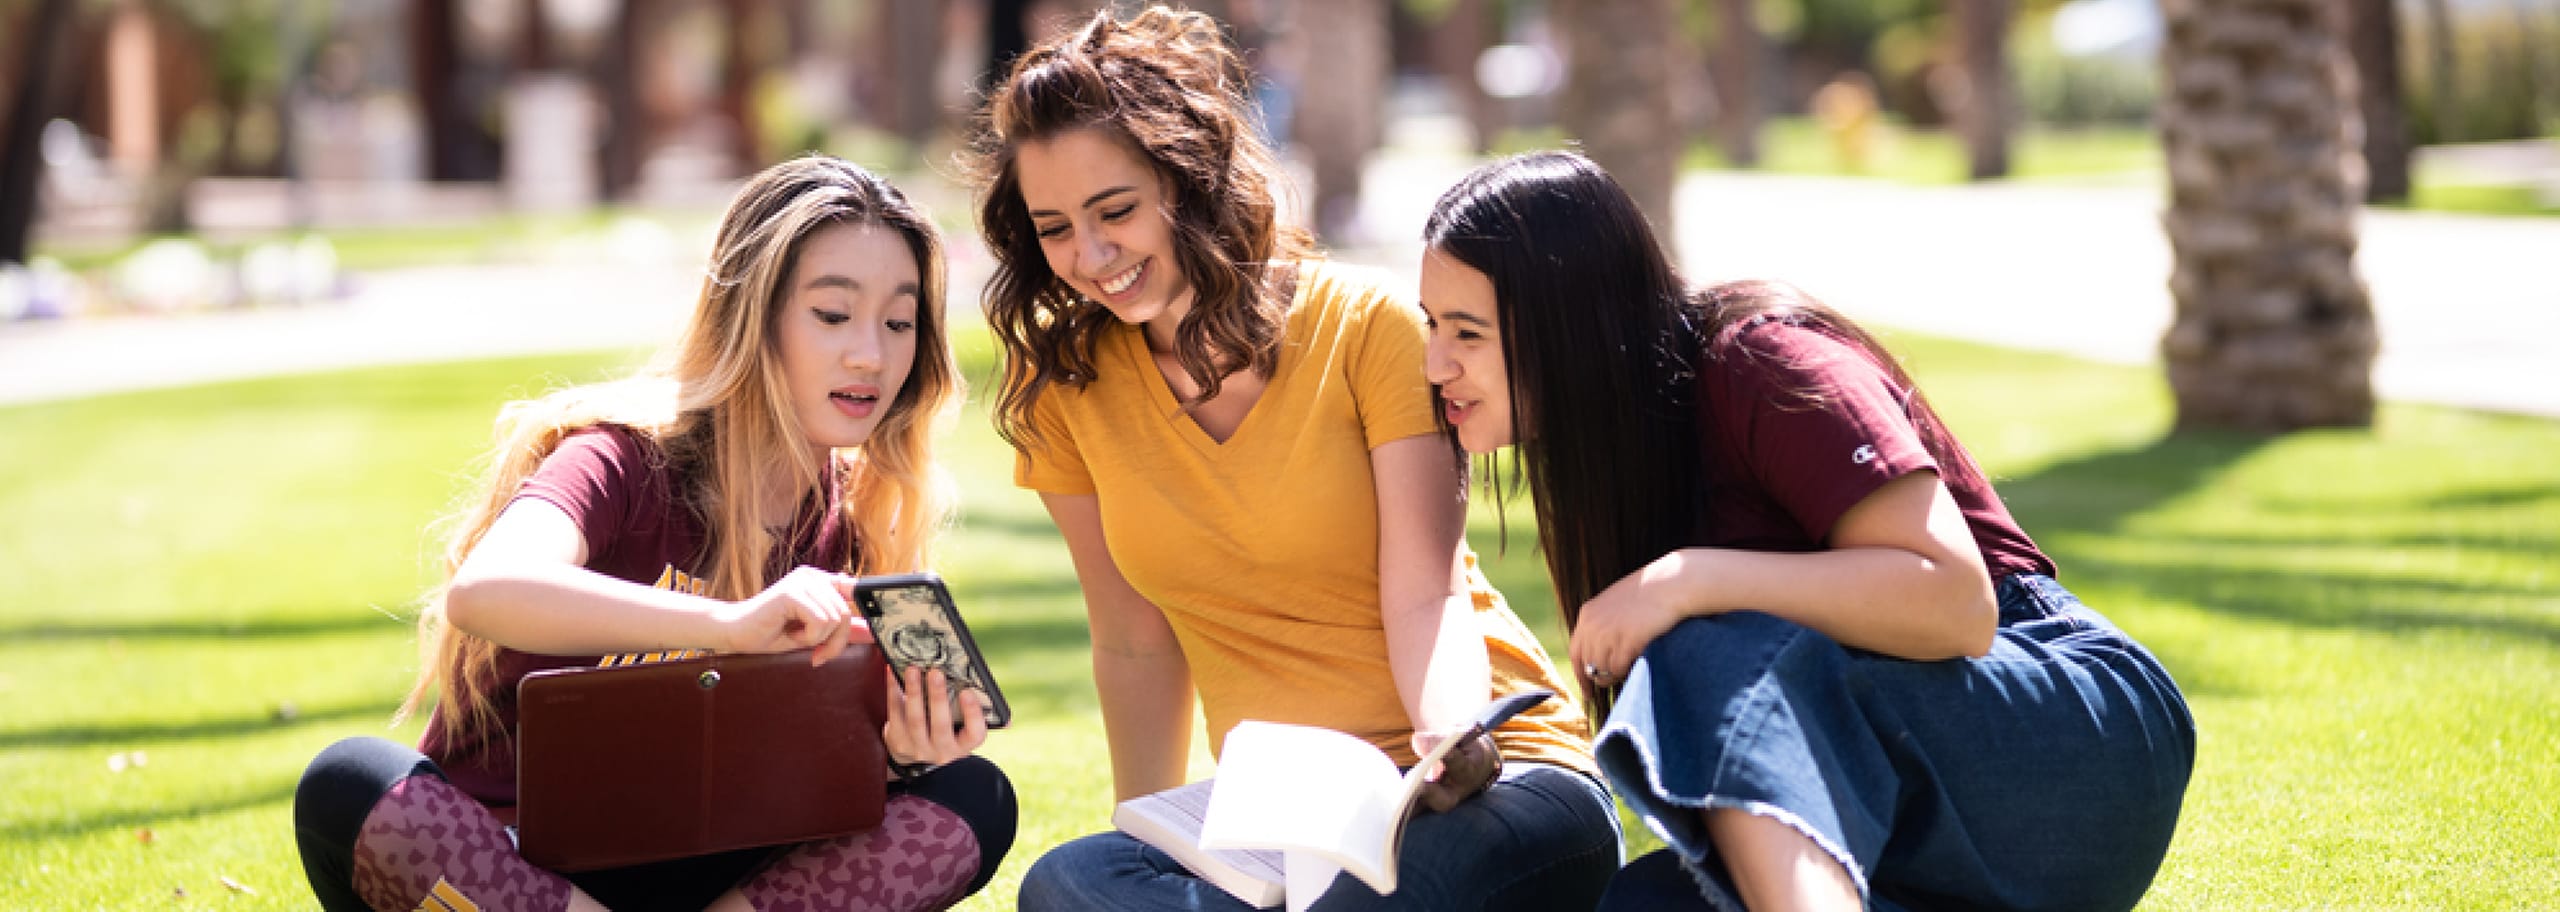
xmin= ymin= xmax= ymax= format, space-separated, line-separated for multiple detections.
xmin=397 ymin=156 xmax=963 ymax=743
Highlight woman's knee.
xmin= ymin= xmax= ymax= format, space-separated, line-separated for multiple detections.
xmin=899 ymin=755 xmax=1018 ymax=894
xmin=1017 ymin=832 xmax=1143 ymax=911
xmin=294 ymin=737 xmax=442 ymax=912
xmin=1597 ymin=849 xmax=1713 ymax=911
xmin=296 ymin=737 xmax=438 ymax=842
xmin=1707 ymin=808 xmax=1859 ymax=911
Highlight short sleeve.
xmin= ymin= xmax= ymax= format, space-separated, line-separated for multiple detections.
xmin=1345 ymin=281 xmax=1442 ymax=449
xmin=1711 ymin=323 xmax=1938 ymax=542
xmin=1012 ymin=384 xmax=1095 ymax=495
xmin=514 ymin=426 xmax=649 ymax=560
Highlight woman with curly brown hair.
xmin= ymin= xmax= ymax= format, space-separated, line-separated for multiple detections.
xmin=968 ymin=6 xmax=1619 ymax=910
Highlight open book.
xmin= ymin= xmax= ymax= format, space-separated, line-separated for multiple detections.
xmin=1111 ymin=690 xmax=1552 ymax=911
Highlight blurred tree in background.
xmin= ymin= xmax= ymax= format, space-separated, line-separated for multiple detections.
xmin=2349 ymin=0 xmax=2411 ymax=201
xmin=1559 ymin=0 xmax=1679 ymax=233
xmin=2158 ymin=0 xmax=2378 ymax=431
xmin=1 ymin=0 xmax=79 ymax=264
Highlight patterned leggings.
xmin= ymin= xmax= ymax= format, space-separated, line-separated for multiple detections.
xmin=294 ymin=737 xmax=1016 ymax=912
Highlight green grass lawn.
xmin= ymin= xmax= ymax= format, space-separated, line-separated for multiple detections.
xmin=3 ymin=327 xmax=2555 ymax=909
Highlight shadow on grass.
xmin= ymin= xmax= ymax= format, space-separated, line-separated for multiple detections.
xmin=0 ymin=700 xmax=401 ymax=750
xmin=1 ymin=784 xmax=295 ymax=841
xmin=0 ymin=613 xmax=411 ymax=642
xmin=2001 ymin=429 xmax=2560 ymax=669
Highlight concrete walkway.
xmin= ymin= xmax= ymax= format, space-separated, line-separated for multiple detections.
xmin=1347 ymin=130 xmax=2560 ymax=419
xmin=4 ymin=134 xmax=2556 ymax=418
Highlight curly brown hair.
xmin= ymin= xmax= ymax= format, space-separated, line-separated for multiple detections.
xmin=967 ymin=4 xmax=1314 ymax=448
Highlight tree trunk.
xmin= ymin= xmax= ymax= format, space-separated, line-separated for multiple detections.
xmin=409 ymin=0 xmax=498 ymax=181
xmin=2348 ymin=0 xmax=2410 ymax=201
xmin=2158 ymin=0 xmax=2378 ymax=431
xmin=2515 ymin=0 xmax=2548 ymax=133
xmin=1424 ymin=0 xmax=1498 ymax=155
xmin=981 ymin=0 xmax=1031 ymax=97
xmin=517 ymin=0 xmax=556 ymax=71
xmin=0 ymin=0 xmax=79 ymax=265
xmin=2420 ymin=0 xmax=2454 ymax=141
xmin=1292 ymin=0 xmax=1389 ymax=243
xmin=597 ymin=0 xmax=653 ymax=200
xmin=1559 ymin=0 xmax=1678 ymax=237
xmin=1712 ymin=0 xmax=1762 ymax=167
xmin=885 ymin=0 xmax=943 ymax=169
xmin=1953 ymin=0 xmax=2013 ymax=180
xmin=721 ymin=0 xmax=772 ymax=170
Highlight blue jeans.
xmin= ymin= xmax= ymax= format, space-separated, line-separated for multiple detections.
xmin=1019 ymin=762 xmax=1620 ymax=911
xmin=1592 ymin=574 xmax=2195 ymax=912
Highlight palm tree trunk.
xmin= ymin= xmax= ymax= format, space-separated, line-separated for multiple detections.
xmin=1 ymin=0 xmax=80 ymax=265
xmin=1954 ymin=0 xmax=2013 ymax=180
xmin=2158 ymin=0 xmax=2378 ymax=430
xmin=2421 ymin=0 xmax=2455 ymax=141
xmin=885 ymin=0 xmax=943 ymax=170
xmin=1293 ymin=0 xmax=1389 ymax=243
xmin=1712 ymin=0 xmax=1762 ymax=167
xmin=2348 ymin=0 xmax=2410 ymax=201
xmin=1559 ymin=0 xmax=1678 ymax=236
xmin=597 ymin=0 xmax=654 ymax=200
xmin=1425 ymin=0 xmax=1498 ymax=155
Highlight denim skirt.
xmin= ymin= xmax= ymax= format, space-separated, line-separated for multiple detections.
xmin=1591 ymin=574 xmax=2195 ymax=911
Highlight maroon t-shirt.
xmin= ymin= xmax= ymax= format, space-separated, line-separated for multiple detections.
xmin=418 ymin=425 xmax=853 ymax=807
xmin=1695 ymin=318 xmax=2054 ymax=581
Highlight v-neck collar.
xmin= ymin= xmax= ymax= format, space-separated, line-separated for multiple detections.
xmin=1120 ymin=265 xmax=1306 ymax=456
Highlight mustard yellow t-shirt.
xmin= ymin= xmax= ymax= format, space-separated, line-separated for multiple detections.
xmin=1016 ymin=261 xmax=1593 ymax=773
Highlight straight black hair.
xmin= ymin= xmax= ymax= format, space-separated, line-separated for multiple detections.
xmin=1425 ymin=151 xmax=1956 ymax=717
xmin=1424 ymin=152 xmax=1706 ymax=716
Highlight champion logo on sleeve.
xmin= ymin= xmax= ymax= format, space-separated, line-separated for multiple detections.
xmin=1850 ymin=444 xmax=1878 ymax=465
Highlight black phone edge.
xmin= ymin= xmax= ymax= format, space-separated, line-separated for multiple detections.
xmin=851 ymin=571 xmax=1012 ymax=729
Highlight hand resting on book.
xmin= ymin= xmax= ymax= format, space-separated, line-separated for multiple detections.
xmin=1411 ymin=729 xmax=1501 ymax=815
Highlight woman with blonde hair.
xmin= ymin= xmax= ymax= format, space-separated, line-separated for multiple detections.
xmin=291 ymin=155 xmax=1015 ymax=912
xmin=973 ymin=7 xmax=1619 ymax=909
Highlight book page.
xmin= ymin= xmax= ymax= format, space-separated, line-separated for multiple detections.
xmin=1283 ymin=852 xmax=1345 ymax=912
xmin=1198 ymin=721 xmax=1407 ymax=893
xmin=1114 ymin=781 xmax=1284 ymax=908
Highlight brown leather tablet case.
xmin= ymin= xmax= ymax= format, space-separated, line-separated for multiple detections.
xmin=514 ymin=647 xmax=890 ymax=872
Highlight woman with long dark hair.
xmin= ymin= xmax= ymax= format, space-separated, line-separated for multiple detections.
xmin=1417 ymin=150 xmax=2194 ymax=910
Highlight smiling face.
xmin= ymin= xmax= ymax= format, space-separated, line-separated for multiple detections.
xmin=1419 ymin=248 xmax=1517 ymax=454
xmin=1011 ymin=126 xmax=1195 ymax=347
xmin=775 ymin=220 xmax=922 ymax=459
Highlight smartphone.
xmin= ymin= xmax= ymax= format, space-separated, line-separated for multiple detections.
xmin=851 ymin=571 xmax=1011 ymax=729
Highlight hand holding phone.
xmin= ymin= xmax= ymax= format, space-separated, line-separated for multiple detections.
xmin=851 ymin=572 xmax=1011 ymax=729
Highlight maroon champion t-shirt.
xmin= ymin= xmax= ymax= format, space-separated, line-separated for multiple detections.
xmin=1694 ymin=318 xmax=2054 ymax=581
xmin=418 ymin=425 xmax=852 ymax=807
